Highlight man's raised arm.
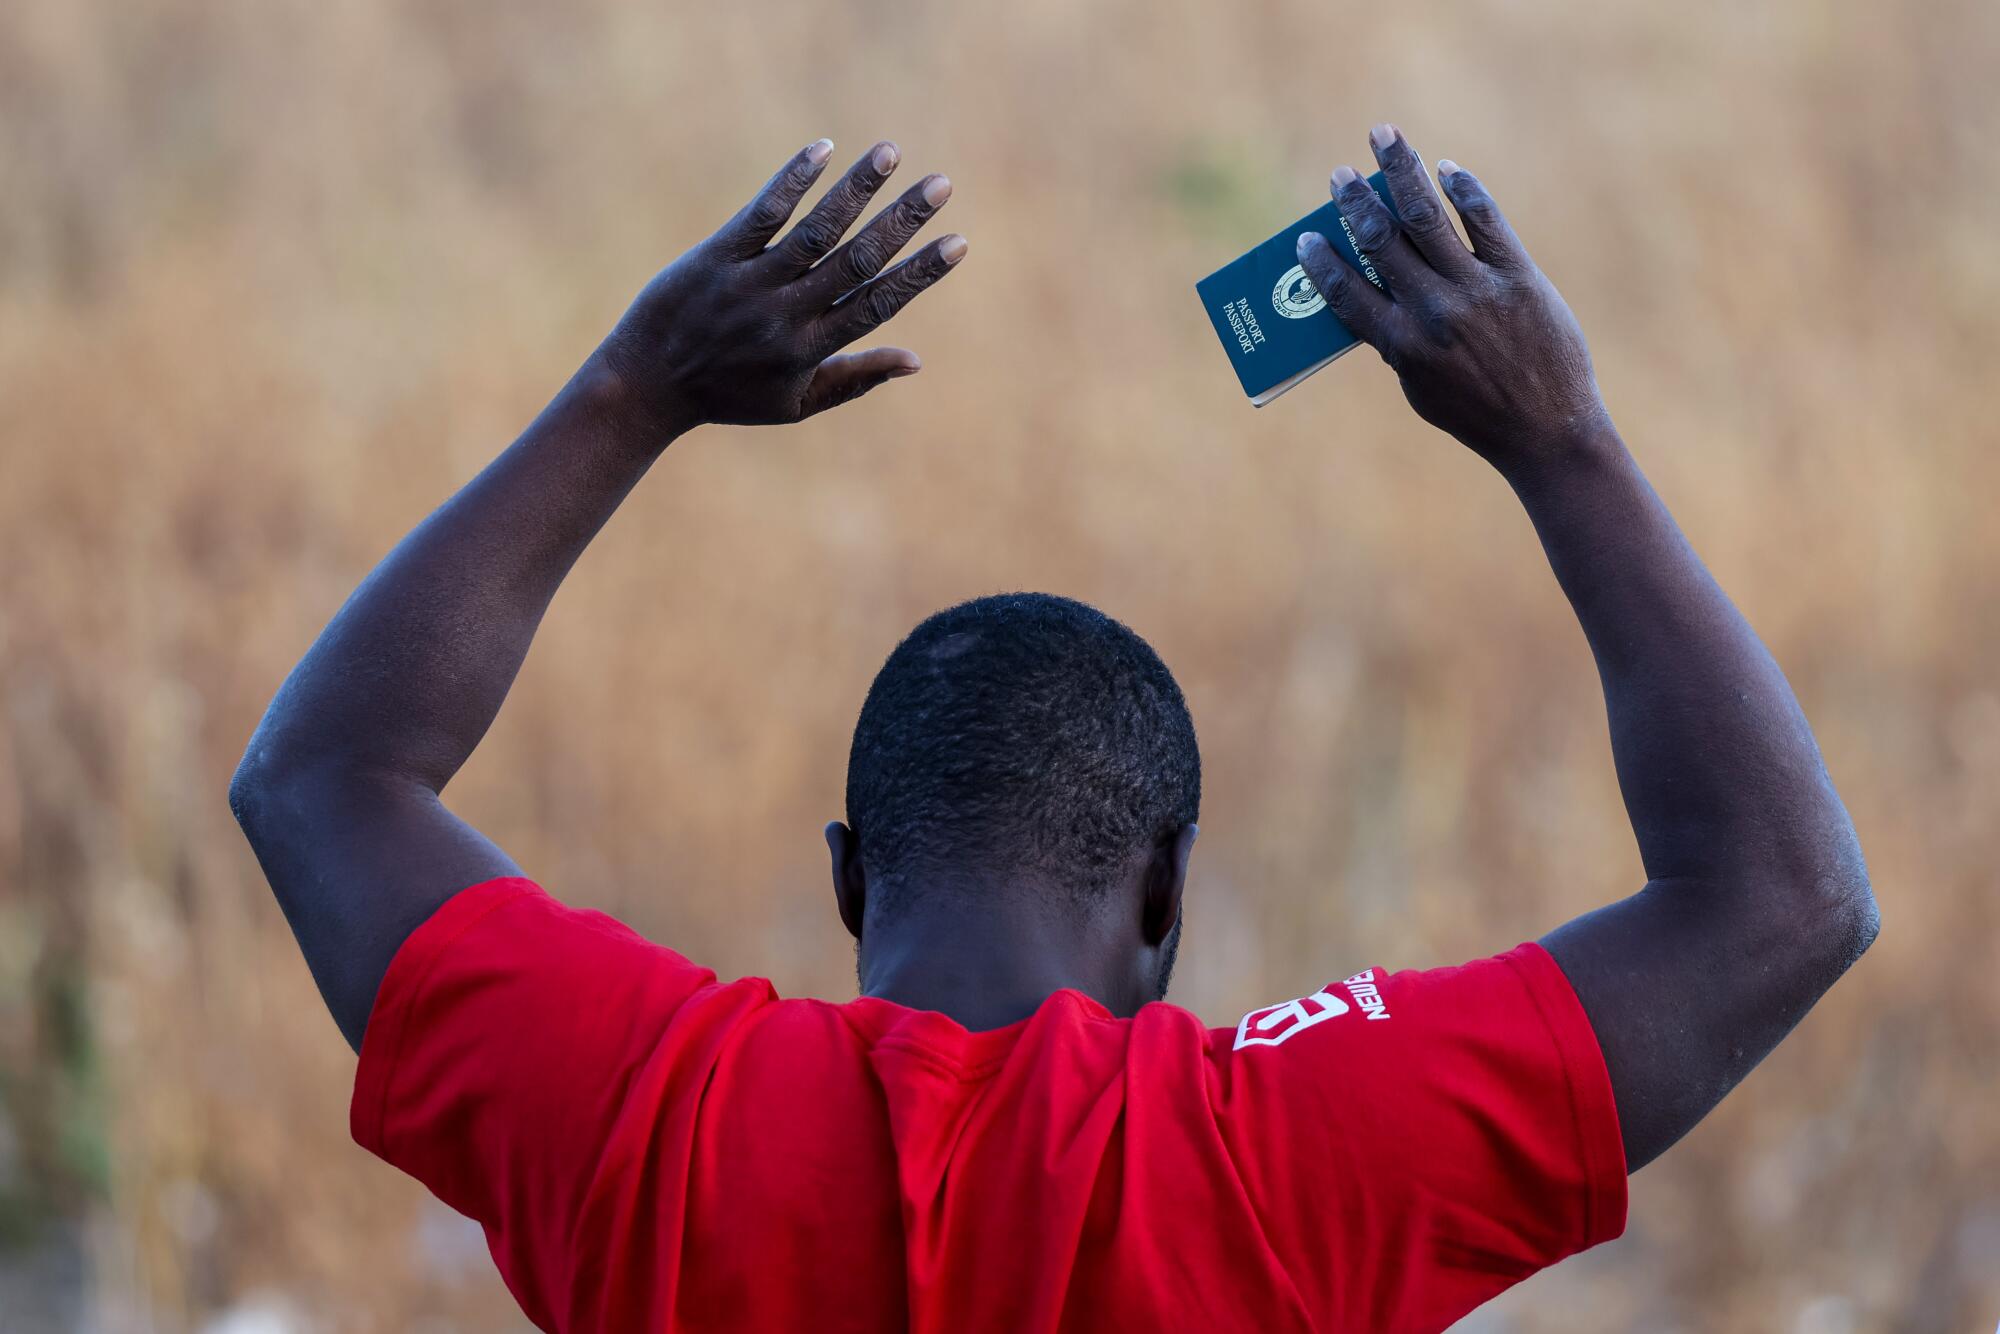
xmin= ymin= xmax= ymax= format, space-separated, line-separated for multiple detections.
xmin=230 ymin=138 xmax=965 ymax=1051
xmin=1296 ymin=126 xmax=1878 ymax=1170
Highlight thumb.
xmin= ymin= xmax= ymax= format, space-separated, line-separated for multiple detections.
xmin=800 ymin=347 xmax=921 ymax=418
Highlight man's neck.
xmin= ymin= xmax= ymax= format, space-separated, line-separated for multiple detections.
xmin=859 ymin=896 xmax=1131 ymax=1031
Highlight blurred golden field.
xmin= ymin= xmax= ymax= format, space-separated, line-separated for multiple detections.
xmin=1 ymin=0 xmax=1997 ymax=1329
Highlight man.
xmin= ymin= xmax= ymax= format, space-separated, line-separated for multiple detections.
xmin=230 ymin=126 xmax=1878 ymax=1332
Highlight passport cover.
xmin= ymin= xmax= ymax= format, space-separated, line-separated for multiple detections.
xmin=1196 ymin=170 xmax=1398 ymax=406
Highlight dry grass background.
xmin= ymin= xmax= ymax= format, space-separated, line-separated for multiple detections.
xmin=0 ymin=0 xmax=1997 ymax=1329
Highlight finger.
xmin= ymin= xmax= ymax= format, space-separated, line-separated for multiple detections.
xmin=816 ymin=234 xmax=967 ymax=350
xmin=802 ymin=173 xmax=953 ymax=302
xmin=1368 ymin=123 xmax=1476 ymax=280
xmin=1331 ymin=164 xmax=1434 ymax=297
xmin=1436 ymin=161 xmax=1529 ymax=272
xmin=715 ymin=139 xmax=835 ymax=259
xmin=770 ymin=141 xmax=901 ymax=273
xmin=799 ymin=347 xmax=922 ymax=418
xmin=1296 ymin=230 xmax=1408 ymax=357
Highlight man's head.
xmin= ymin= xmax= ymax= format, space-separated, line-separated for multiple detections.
xmin=825 ymin=593 xmax=1201 ymax=1020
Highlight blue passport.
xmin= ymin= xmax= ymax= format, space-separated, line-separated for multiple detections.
xmin=1195 ymin=170 xmax=1397 ymax=406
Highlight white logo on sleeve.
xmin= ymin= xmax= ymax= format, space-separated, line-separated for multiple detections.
xmin=1341 ymin=969 xmax=1392 ymax=1022
xmin=1232 ymin=971 xmax=1394 ymax=1050
xmin=1233 ymin=988 xmax=1348 ymax=1049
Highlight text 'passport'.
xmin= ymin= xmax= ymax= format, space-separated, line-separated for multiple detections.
xmin=1194 ymin=170 xmax=1397 ymax=406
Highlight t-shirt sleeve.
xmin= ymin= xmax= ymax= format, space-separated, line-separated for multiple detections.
xmin=1208 ymin=942 xmax=1627 ymax=1331
xmin=350 ymin=877 xmax=763 ymax=1329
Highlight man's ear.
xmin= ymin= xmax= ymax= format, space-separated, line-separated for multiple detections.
xmin=1141 ymin=823 xmax=1197 ymax=946
xmin=826 ymin=820 xmax=867 ymax=941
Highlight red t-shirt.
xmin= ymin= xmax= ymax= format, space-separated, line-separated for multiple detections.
xmin=353 ymin=878 xmax=1625 ymax=1333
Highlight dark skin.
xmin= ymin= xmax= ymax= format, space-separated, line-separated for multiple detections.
xmin=1296 ymin=124 xmax=1877 ymax=1168
xmin=233 ymin=125 xmax=1877 ymax=1181
xmin=825 ymin=824 xmax=1199 ymax=1032
xmin=230 ymin=135 xmax=968 ymax=1046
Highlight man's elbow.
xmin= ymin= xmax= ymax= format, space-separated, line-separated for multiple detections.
xmin=228 ymin=748 xmax=278 ymax=839
xmin=1794 ymin=824 xmax=1878 ymax=976
xmin=228 ymin=735 xmax=312 ymax=840
xmin=1724 ymin=847 xmax=1878 ymax=1024
xmin=1826 ymin=862 xmax=1880 ymax=969
xmin=1719 ymin=799 xmax=1879 ymax=983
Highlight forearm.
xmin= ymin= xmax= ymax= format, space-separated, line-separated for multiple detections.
xmin=227 ymin=137 xmax=962 ymax=1049
xmin=1304 ymin=126 xmax=1875 ymax=1167
xmin=234 ymin=357 xmax=680 ymax=795
xmin=227 ymin=356 xmax=679 ymax=1046
xmin=1504 ymin=421 xmax=1869 ymax=901
xmin=235 ymin=134 xmax=959 ymax=805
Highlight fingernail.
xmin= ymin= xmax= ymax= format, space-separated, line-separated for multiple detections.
xmin=889 ymin=359 xmax=922 ymax=378
xmin=922 ymin=175 xmax=953 ymax=208
xmin=1296 ymin=231 xmax=1322 ymax=258
xmin=1370 ymin=123 xmax=1397 ymax=153
xmin=1437 ymin=158 xmax=1461 ymax=178
xmin=872 ymin=142 xmax=899 ymax=174
xmin=807 ymin=138 xmax=833 ymax=164
xmin=1331 ymin=164 xmax=1359 ymax=190
xmin=938 ymin=234 xmax=968 ymax=264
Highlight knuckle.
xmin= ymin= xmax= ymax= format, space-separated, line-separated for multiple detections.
xmin=1457 ymin=191 xmax=1498 ymax=223
xmin=1354 ymin=212 xmax=1397 ymax=253
xmin=836 ymin=176 xmax=876 ymax=212
xmin=1399 ymin=194 xmax=1444 ymax=231
xmin=832 ymin=240 xmax=882 ymax=287
xmin=748 ymin=196 xmax=791 ymax=232
xmin=792 ymin=216 xmax=844 ymax=256
xmin=861 ymin=286 xmax=902 ymax=327
xmin=895 ymin=195 xmax=932 ymax=233
xmin=1411 ymin=292 xmax=1458 ymax=343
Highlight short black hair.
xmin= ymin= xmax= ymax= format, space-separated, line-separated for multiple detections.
xmin=845 ymin=593 xmax=1200 ymax=913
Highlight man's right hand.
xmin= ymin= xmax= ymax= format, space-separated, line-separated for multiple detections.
xmin=1295 ymin=125 xmax=1607 ymax=473
xmin=595 ymin=137 xmax=966 ymax=439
